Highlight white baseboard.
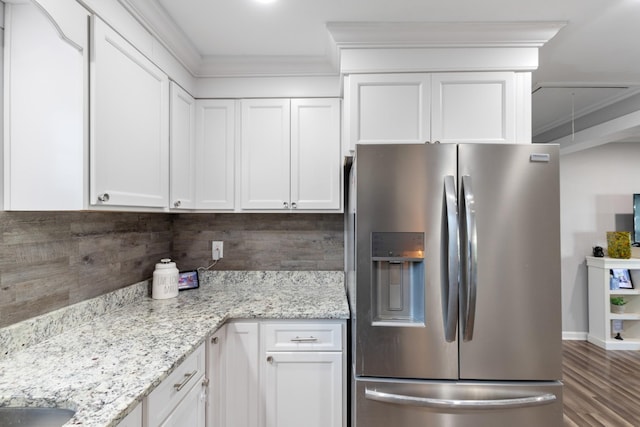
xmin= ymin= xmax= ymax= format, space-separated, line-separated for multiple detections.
xmin=562 ymin=331 xmax=588 ymax=341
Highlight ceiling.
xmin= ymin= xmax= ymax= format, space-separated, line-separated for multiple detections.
xmin=123 ymin=0 xmax=640 ymax=143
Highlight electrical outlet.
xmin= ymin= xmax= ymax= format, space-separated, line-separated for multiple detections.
xmin=212 ymin=241 xmax=224 ymax=260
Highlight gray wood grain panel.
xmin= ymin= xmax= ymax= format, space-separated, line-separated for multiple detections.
xmin=0 ymin=212 xmax=344 ymax=328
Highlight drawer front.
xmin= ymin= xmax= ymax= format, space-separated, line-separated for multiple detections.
xmin=263 ymin=322 xmax=343 ymax=352
xmin=146 ymin=343 xmax=206 ymax=427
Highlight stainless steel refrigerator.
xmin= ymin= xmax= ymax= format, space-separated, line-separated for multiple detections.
xmin=345 ymin=143 xmax=563 ymax=427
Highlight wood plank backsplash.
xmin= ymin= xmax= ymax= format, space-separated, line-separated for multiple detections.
xmin=0 ymin=212 xmax=344 ymax=328
xmin=0 ymin=212 xmax=173 ymax=328
xmin=171 ymin=213 xmax=344 ymax=271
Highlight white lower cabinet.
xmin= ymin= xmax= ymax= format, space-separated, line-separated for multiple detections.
xmin=264 ymin=351 xmax=343 ymax=427
xmin=157 ymin=377 xmax=207 ymax=427
xmin=207 ymin=320 xmax=345 ymax=427
xmin=116 ymin=403 xmax=142 ymax=427
xmin=145 ymin=343 xmax=206 ymax=427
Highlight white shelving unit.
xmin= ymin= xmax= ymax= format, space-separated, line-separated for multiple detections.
xmin=587 ymin=256 xmax=640 ymax=350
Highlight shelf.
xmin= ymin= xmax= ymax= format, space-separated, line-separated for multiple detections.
xmin=588 ymin=334 xmax=640 ymax=350
xmin=609 ymin=289 xmax=640 ymax=295
xmin=586 ymin=256 xmax=640 ymax=269
xmin=588 ymin=257 xmax=640 ymax=350
xmin=610 ymin=313 xmax=640 ymax=320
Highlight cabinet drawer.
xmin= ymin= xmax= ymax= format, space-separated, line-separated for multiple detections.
xmin=146 ymin=343 xmax=206 ymax=427
xmin=263 ymin=322 xmax=342 ymax=352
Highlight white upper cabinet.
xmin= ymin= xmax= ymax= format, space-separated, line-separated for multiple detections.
xmin=240 ymin=99 xmax=291 ymax=210
xmin=195 ymin=100 xmax=236 ymax=210
xmin=240 ymin=98 xmax=342 ymax=212
xmin=345 ymin=74 xmax=431 ymax=152
xmin=431 ymin=72 xmax=516 ymax=144
xmin=90 ymin=16 xmax=170 ymax=209
xmin=290 ymin=98 xmax=341 ymax=210
xmin=169 ymin=82 xmax=196 ymax=210
xmin=344 ymin=71 xmax=530 ymax=153
xmin=3 ymin=2 xmax=89 ymax=210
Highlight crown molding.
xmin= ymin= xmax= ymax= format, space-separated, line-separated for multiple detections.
xmin=115 ymin=2 xmax=566 ymax=78
xmin=197 ymin=55 xmax=338 ymax=78
xmin=327 ymin=21 xmax=566 ymax=49
xmin=118 ymin=0 xmax=203 ymax=73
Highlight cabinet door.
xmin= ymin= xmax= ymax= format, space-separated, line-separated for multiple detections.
xmin=431 ymin=72 xmax=516 ymax=144
xmin=195 ymin=100 xmax=236 ymax=210
xmin=264 ymin=352 xmax=343 ymax=427
xmin=170 ymin=82 xmax=196 ymax=209
xmin=207 ymin=327 xmax=226 ymax=427
xmin=116 ymin=403 xmax=142 ymax=427
xmin=91 ymin=17 xmax=169 ymax=208
xmin=240 ymin=99 xmax=291 ymax=210
xmin=4 ymin=2 xmax=88 ymax=210
xmin=158 ymin=377 xmax=207 ymax=427
xmin=291 ymin=99 xmax=341 ymax=210
xmin=346 ymin=74 xmax=431 ymax=150
xmin=224 ymin=322 xmax=260 ymax=427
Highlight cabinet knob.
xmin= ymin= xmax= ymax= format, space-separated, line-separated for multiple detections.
xmin=97 ymin=193 xmax=110 ymax=203
xmin=266 ymin=356 xmax=274 ymax=364
xmin=291 ymin=202 xmax=297 ymax=209
xmin=283 ymin=202 xmax=289 ymax=209
xmin=211 ymin=336 xmax=218 ymax=344
xmin=174 ymin=200 xmax=181 ymax=208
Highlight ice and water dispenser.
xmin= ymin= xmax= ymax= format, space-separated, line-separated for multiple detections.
xmin=371 ymin=232 xmax=425 ymax=325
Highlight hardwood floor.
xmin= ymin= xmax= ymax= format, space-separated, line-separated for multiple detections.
xmin=563 ymin=340 xmax=640 ymax=426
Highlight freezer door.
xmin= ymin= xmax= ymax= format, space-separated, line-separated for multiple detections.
xmin=354 ymin=143 xmax=459 ymax=379
xmin=457 ymin=144 xmax=562 ymax=381
xmin=354 ymin=378 xmax=563 ymax=427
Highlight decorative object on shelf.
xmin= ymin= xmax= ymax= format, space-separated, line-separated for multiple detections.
xmin=614 ymin=332 xmax=624 ymax=340
xmin=593 ymin=246 xmax=605 ymax=257
xmin=607 ymin=231 xmax=632 ymax=259
xmin=612 ymin=319 xmax=624 ymax=335
xmin=610 ymin=296 xmax=628 ymax=314
xmin=611 ymin=269 xmax=633 ymax=289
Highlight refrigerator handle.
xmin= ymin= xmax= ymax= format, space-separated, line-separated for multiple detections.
xmin=461 ymin=175 xmax=478 ymax=341
xmin=443 ymin=175 xmax=459 ymax=342
xmin=365 ymin=388 xmax=557 ymax=410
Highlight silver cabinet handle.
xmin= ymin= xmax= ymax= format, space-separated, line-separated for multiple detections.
xmin=291 ymin=202 xmax=297 ymax=209
xmin=443 ymin=175 xmax=459 ymax=343
xmin=97 ymin=193 xmax=110 ymax=203
xmin=173 ymin=370 xmax=197 ymax=392
xmin=365 ymin=388 xmax=556 ymax=410
xmin=267 ymin=356 xmax=274 ymax=363
xmin=290 ymin=336 xmax=318 ymax=343
xmin=283 ymin=202 xmax=289 ymax=209
xmin=211 ymin=336 xmax=218 ymax=344
xmin=174 ymin=200 xmax=181 ymax=208
xmin=460 ymin=175 xmax=478 ymax=342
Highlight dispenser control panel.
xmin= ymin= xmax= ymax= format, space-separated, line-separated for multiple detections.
xmin=371 ymin=232 xmax=424 ymax=259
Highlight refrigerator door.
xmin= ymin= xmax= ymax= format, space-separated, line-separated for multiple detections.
xmin=354 ymin=143 xmax=459 ymax=380
xmin=457 ymin=144 xmax=562 ymax=381
xmin=354 ymin=378 xmax=563 ymax=427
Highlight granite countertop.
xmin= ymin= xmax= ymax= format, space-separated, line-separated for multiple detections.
xmin=0 ymin=271 xmax=349 ymax=427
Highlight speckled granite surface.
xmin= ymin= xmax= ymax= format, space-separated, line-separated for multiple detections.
xmin=0 ymin=271 xmax=348 ymax=427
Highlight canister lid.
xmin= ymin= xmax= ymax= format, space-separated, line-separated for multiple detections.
xmin=155 ymin=258 xmax=177 ymax=269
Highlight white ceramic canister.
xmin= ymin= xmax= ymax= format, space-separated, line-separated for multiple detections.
xmin=152 ymin=258 xmax=179 ymax=299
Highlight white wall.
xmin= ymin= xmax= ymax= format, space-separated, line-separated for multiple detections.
xmin=560 ymin=142 xmax=640 ymax=337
